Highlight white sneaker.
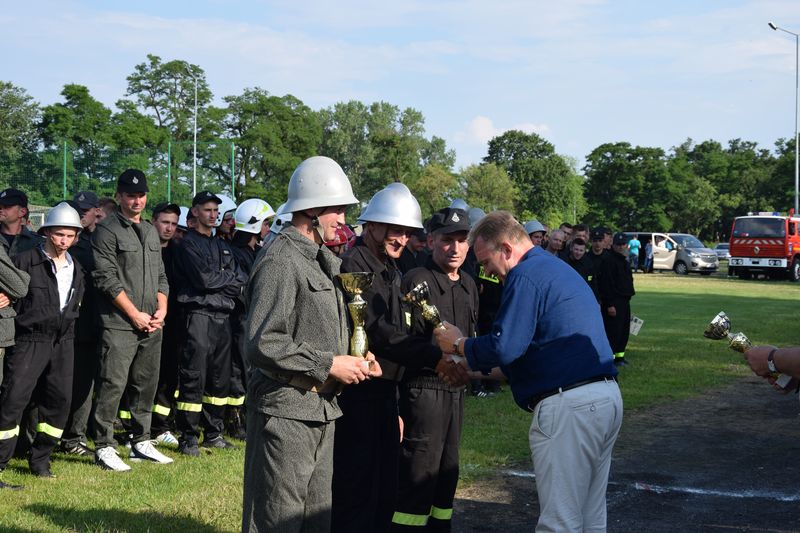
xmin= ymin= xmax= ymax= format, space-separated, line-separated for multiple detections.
xmin=130 ymin=440 xmax=174 ymax=464
xmin=152 ymin=431 xmax=179 ymax=447
xmin=95 ymin=446 xmax=132 ymax=472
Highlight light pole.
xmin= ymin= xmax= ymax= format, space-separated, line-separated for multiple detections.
xmin=769 ymin=21 xmax=799 ymax=214
xmin=191 ymin=73 xmax=198 ymax=198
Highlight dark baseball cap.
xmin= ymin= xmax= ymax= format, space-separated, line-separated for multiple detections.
xmin=613 ymin=232 xmax=629 ymax=245
xmin=152 ymin=202 xmax=181 ymax=218
xmin=590 ymin=228 xmax=605 ymax=241
xmin=426 ymin=207 xmax=471 ymax=235
xmin=192 ymin=191 xmax=222 ymax=206
xmin=117 ymin=169 xmax=149 ymax=193
xmin=0 ymin=188 xmax=28 ymax=207
xmin=64 ymin=199 xmax=87 ymax=216
xmin=73 ymin=191 xmax=99 ymax=210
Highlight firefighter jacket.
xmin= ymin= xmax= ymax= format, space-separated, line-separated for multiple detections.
xmin=4 ymin=226 xmax=44 ymax=258
xmin=92 ymin=209 xmax=168 ymax=331
xmin=340 ymin=239 xmax=442 ymax=371
xmin=401 ymin=257 xmax=479 ymax=384
xmin=565 ymin=253 xmax=601 ymax=303
xmin=12 ymin=247 xmax=85 ymax=342
xmin=244 ymin=225 xmax=349 ymax=423
xmin=597 ymin=250 xmax=635 ymax=307
xmin=173 ymin=229 xmax=246 ymax=313
xmin=71 ymin=228 xmax=99 ymax=342
xmin=0 ymin=243 xmax=30 ymax=348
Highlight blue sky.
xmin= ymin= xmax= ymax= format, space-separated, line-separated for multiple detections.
xmin=2 ymin=0 xmax=799 ymax=170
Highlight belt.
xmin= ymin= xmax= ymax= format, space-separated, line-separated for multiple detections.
xmin=259 ymin=368 xmax=340 ymax=394
xmin=525 ymin=375 xmax=616 ymax=413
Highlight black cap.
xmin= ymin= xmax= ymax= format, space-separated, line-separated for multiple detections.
xmin=73 ymin=191 xmax=99 ymax=210
xmin=64 ymin=199 xmax=87 ymax=216
xmin=590 ymin=228 xmax=605 ymax=241
xmin=426 ymin=207 xmax=471 ymax=235
xmin=192 ymin=190 xmax=222 ymax=206
xmin=117 ymin=169 xmax=149 ymax=193
xmin=152 ymin=202 xmax=181 ymax=218
xmin=0 ymin=188 xmax=28 ymax=208
xmin=613 ymin=232 xmax=629 ymax=245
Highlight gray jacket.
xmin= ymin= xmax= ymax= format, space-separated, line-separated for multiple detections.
xmin=245 ymin=225 xmax=349 ymax=423
xmin=0 ymin=242 xmax=30 ymax=347
xmin=5 ymin=226 xmax=44 ymax=258
xmin=92 ymin=208 xmax=169 ymax=331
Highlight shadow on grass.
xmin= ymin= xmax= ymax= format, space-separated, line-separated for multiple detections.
xmin=25 ymin=503 xmax=228 ymax=533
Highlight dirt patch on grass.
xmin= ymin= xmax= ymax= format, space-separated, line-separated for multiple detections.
xmin=454 ymin=375 xmax=800 ymax=532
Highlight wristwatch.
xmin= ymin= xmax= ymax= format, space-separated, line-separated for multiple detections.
xmin=767 ymin=348 xmax=778 ymax=373
xmin=453 ymin=337 xmax=465 ymax=356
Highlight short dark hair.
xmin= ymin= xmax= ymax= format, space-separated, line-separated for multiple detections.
xmin=571 ymin=237 xmax=586 ymax=248
xmin=573 ymin=224 xmax=589 ymax=233
xmin=559 ymin=222 xmax=573 ymax=230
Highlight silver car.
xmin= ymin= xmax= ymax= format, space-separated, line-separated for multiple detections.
xmin=713 ymin=243 xmax=730 ymax=260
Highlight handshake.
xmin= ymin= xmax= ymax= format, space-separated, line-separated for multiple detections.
xmin=432 ymin=322 xmax=473 ymax=387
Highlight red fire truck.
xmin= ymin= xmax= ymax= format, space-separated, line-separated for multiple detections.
xmin=728 ymin=210 xmax=800 ymax=281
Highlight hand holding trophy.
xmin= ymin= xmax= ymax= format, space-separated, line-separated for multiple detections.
xmin=703 ymin=311 xmax=793 ymax=389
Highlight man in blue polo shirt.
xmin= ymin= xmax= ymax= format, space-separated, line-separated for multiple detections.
xmin=433 ymin=211 xmax=622 ymax=533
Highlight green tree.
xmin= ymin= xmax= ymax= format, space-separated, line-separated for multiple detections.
xmin=218 ymin=88 xmax=321 ymax=206
xmin=406 ymin=164 xmax=460 ymax=218
xmin=583 ymin=142 xmax=671 ymax=231
xmin=459 ymin=163 xmax=517 ymax=212
xmin=0 ymin=81 xmax=40 ymax=157
xmin=318 ymin=100 xmax=375 ymax=199
xmin=485 ymin=130 xmax=580 ymax=226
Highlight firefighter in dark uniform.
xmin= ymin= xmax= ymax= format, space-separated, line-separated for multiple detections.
xmin=148 ymin=202 xmax=182 ymax=447
xmin=392 ymin=207 xmax=478 ymax=532
xmin=0 ymin=188 xmax=43 ymax=258
xmin=564 ymin=237 xmax=601 ymax=303
xmin=173 ymin=191 xmax=248 ymax=456
xmin=227 ymin=198 xmax=274 ymax=440
xmin=61 ymin=192 xmax=102 ymax=456
xmin=598 ymin=232 xmax=635 ymax=366
xmin=0 ymin=202 xmax=84 ymax=485
xmin=333 ymin=184 xmax=451 ymax=533
xmin=397 ymin=228 xmax=429 ymax=274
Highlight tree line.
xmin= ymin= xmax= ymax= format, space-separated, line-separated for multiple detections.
xmin=0 ymin=54 xmax=796 ymax=241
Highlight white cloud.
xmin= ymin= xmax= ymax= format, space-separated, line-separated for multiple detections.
xmin=455 ymin=116 xmax=550 ymax=146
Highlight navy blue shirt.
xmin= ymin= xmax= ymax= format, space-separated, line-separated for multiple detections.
xmin=465 ymin=246 xmax=616 ymax=410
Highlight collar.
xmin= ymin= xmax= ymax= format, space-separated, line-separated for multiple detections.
xmin=282 ymin=225 xmax=327 ymax=262
xmin=351 ymin=238 xmax=390 ymax=275
xmin=37 ymin=245 xmax=73 ymax=269
xmin=424 ymin=255 xmax=468 ymax=296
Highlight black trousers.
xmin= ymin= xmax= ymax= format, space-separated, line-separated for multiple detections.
xmin=229 ymin=315 xmax=247 ymax=408
xmin=603 ymin=299 xmax=631 ymax=355
xmin=176 ymin=311 xmax=232 ymax=442
xmin=392 ymin=381 xmax=464 ymax=532
xmin=151 ymin=317 xmax=183 ymax=436
xmin=62 ymin=339 xmax=99 ymax=446
xmin=332 ymin=380 xmax=400 ymax=533
xmin=0 ymin=338 xmax=73 ymax=473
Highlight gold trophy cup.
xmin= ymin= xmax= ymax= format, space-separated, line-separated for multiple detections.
xmin=402 ymin=281 xmax=464 ymax=363
xmin=337 ymin=272 xmax=375 ymax=359
xmin=402 ymin=281 xmax=445 ymax=330
xmin=704 ymin=311 xmax=792 ymax=389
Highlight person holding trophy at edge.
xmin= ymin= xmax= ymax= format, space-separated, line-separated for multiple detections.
xmin=332 ymin=184 xmax=464 ymax=532
xmin=242 ymin=156 xmax=382 ymax=533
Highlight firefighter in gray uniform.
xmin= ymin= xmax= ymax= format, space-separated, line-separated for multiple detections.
xmin=242 ymin=156 xmax=381 ymax=533
xmin=392 ymin=207 xmax=478 ymax=532
xmin=91 ymin=169 xmax=172 ymax=472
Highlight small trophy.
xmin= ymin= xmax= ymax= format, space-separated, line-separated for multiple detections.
xmin=402 ymin=281 xmax=445 ymax=330
xmin=704 ymin=311 xmax=792 ymax=389
xmin=402 ymin=281 xmax=464 ymax=363
xmin=337 ymin=272 xmax=375 ymax=358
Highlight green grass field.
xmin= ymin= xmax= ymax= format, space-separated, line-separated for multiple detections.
xmin=2 ymin=273 xmax=798 ymax=532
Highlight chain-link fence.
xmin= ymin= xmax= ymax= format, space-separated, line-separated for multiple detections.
xmin=0 ymin=141 xmax=237 ymax=216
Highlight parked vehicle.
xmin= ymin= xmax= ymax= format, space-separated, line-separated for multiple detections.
xmin=713 ymin=243 xmax=730 ymax=260
xmin=621 ymin=232 xmax=719 ymax=275
xmin=728 ymin=210 xmax=800 ymax=281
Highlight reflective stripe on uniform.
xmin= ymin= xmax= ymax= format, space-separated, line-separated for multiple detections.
xmin=478 ymin=265 xmax=500 ymax=284
xmin=152 ymin=404 xmax=171 ymax=416
xmin=118 ymin=410 xmax=132 ymax=420
xmin=173 ymin=389 xmax=179 ymax=399
xmin=36 ymin=422 xmax=64 ymax=439
xmin=227 ymin=396 xmax=245 ymax=406
xmin=392 ymin=511 xmax=429 ymax=526
xmin=430 ymin=506 xmax=453 ymax=520
xmin=614 ymin=352 xmax=625 ymax=359
xmin=176 ymin=401 xmax=202 ymax=412
xmin=0 ymin=426 xmax=20 ymax=440
xmin=202 ymin=395 xmax=228 ymax=406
